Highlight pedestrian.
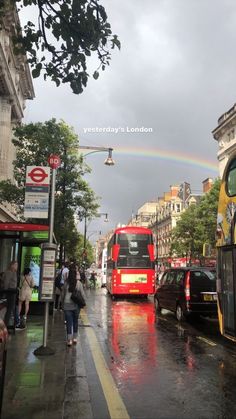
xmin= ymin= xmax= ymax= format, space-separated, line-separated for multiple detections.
xmin=89 ymin=271 xmax=97 ymax=288
xmin=17 ymin=268 xmax=35 ymax=328
xmin=62 ymin=262 xmax=86 ymax=347
xmin=61 ymin=262 xmax=69 ymax=287
xmin=79 ymin=268 xmax=86 ymax=286
xmin=0 ymin=261 xmax=18 ymax=328
xmin=54 ymin=266 xmax=63 ymax=310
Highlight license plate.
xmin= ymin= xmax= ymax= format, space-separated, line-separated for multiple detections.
xmin=129 ymin=289 xmax=140 ymax=293
xmin=203 ymin=294 xmax=213 ymax=301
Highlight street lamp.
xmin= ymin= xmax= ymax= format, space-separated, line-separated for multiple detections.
xmin=79 ymin=146 xmax=115 ymax=166
xmin=60 ymin=144 xmax=114 ymax=261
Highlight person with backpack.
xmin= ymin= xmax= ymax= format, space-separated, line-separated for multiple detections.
xmin=54 ymin=266 xmax=63 ymax=310
xmin=61 ymin=262 xmax=86 ymax=346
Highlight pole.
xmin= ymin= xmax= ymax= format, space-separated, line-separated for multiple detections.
xmin=49 ymin=168 xmax=56 ymax=244
xmin=83 ymin=214 xmax=87 ymax=264
xmin=42 ymin=168 xmax=56 ymax=348
xmin=34 ymin=168 xmax=56 ymax=356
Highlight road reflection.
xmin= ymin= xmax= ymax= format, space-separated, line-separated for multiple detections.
xmin=108 ymin=299 xmax=157 ymax=386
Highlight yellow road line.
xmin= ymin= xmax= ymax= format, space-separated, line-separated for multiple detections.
xmin=81 ymin=312 xmax=130 ymax=419
xmin=196 ymin=336 xmax=217 ymax=346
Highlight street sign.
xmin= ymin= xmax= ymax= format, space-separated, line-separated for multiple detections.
xmin=24 ymin=166 xmax=50 ymax=219
xmin=39 ymin=244 xmax=57 ymax=301
xmin=48 ymin=154 xmax=61 ymax=169
xmin=26 ymin=166 xmax=50 ymax=185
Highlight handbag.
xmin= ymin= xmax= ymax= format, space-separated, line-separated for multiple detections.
xmin=71 ymin=288 xmax=86 ymax=308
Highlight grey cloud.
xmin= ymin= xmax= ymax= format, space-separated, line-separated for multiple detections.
xmin=22 ymin=0 xmax=232 ymax=234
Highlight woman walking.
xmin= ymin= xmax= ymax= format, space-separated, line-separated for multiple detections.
xmin=62 ymin=262 xmax=86 ymax=347
xmin=17 ymin=268 xmax=35 ymax=328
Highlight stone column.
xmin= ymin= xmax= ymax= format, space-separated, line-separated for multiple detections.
xmin=0 ymin=97 xmax=13 ymax=181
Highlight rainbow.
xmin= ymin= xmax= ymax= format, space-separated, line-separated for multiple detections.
xmin=113 ymin=146 xmax=219 ymax=173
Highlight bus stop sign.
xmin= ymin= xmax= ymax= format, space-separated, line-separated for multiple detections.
xmin=48 ymin=154 xmax=61 ymax=169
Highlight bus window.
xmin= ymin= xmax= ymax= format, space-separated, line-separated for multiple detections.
xmin=117 ymin=234 xmax=152 ymax=268
xmin=226 ymin=158 xmax=236 ymax=196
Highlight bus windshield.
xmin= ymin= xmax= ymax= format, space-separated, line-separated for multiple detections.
xmin=116 ymin=233 xmax=153 ymax=268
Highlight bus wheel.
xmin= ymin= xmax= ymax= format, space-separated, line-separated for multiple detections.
xmin=154 ymin=297 xmax=162 ymax=314
xmin=176 ymin=304 xmax=184 ymax=322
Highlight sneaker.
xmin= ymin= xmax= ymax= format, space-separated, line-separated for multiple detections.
xmin=67 ymin=340 xmax=72 ymax=347
xmin=16 ymin=324 xmax=25 ymax=330
xmin=73 ymin=339 xmax=77 ymax=344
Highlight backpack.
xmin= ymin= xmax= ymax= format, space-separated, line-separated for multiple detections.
xmin=55 ymin=271 xmax=63 ymax=290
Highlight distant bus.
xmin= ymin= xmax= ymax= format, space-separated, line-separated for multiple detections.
xmin=106 ymin=226 xmax=155 ymax=297
xmin=101 ymin=248 xmax=107 ymax=287
xmin=216 ymin=153 xmax=236 ymax=342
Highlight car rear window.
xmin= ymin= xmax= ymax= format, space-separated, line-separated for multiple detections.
xmin=190 ymin=270 xmax=216 ymax=281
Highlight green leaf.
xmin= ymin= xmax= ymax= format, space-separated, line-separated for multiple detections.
xmin=93 ymin=71 xmax=99 ymax=80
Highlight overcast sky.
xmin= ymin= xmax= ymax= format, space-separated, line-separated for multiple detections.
xmin=21 ymin=0 xmax=236 ymax=239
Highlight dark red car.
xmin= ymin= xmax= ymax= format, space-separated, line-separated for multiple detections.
xmin=154 ymin=267 xmax=217 ymax=321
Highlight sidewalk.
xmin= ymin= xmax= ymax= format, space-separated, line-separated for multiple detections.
xmin=1 ymin=311 xmax=93 ymax=419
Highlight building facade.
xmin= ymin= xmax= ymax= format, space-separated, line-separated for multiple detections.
xmin=212 ymin=103 xmax=236 ymax=177
xmin=0 ymin=4 xmax=34 ymax=221
xmin=95 ymin=178 xmax=213 ymax=269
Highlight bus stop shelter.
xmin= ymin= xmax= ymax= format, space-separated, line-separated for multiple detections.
xmin=0 ymin=222 xmax=50 ymax=305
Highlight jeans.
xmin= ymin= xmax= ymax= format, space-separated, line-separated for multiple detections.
xmin=64 ymin=309 xmax=79 ymax=340
xmin=4 ymin=290 xmax=17 ymax=328
xmin=55 ymin=293 xmax=62 ymax=310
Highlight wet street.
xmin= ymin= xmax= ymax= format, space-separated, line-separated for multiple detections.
xmin=81 ymin=287 xmax=236 ymax=419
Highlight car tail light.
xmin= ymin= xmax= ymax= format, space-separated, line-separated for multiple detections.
xmin=185 ymin=271 xmax=190 ymax=301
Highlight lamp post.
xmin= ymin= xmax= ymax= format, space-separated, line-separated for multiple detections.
xmin=60 ymin=144 xmax=114 ymax=262
xmin=83 ymin=213 xmax=108 ymax=265
xmin=79 ymin=146 xmax=115 ymax=166
xmin=77 ymin=144 xmax=113 ymax=262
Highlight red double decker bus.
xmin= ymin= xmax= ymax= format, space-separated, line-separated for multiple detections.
xmin=106 ymin=226 xmax=156 ymax=297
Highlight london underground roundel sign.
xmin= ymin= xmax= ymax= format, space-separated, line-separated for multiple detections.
xmin=28 ymin=167 xmax=49 ymax=183
xmin=48 ymin=154 xmax=61 ymax=169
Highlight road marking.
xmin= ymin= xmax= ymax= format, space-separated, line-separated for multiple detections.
xmin=196 ymin=336 xmax=217 ymax=346
xmin=81 ymin=312 xmax=130 ymax=419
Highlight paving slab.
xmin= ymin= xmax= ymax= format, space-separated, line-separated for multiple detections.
xmin=1 ymin=312 xmax=92 ymax=419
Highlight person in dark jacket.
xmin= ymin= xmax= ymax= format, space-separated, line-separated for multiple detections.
xmin=54 ymin=265 xmax=64 ymax=310
xmin=1 ymin=261 xmax=18 ymax=328
xmin=61 ymin=262 xmax=86 ymax=346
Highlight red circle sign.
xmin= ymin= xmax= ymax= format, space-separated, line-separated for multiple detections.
xmin=48 ymin=154 xmax=61 ymax=169
xmin=28 ymin=167 xmax=49 ymax=183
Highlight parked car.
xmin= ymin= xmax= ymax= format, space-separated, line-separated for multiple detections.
xmin=154 ymin=267 xmax=217 ymax=321
xmin=155 ymin=271 xmax=164 ymax=289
